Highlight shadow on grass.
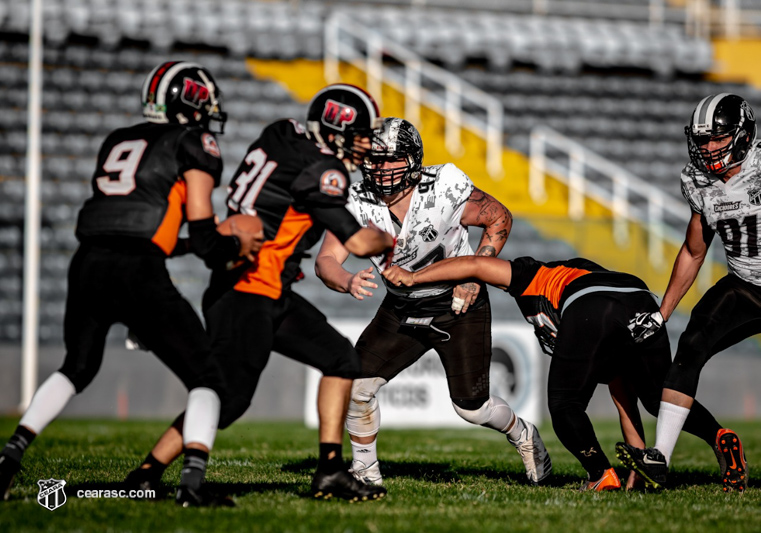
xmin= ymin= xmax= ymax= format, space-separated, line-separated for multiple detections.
xmin=280 ymin=458 xmax=578 ymax=487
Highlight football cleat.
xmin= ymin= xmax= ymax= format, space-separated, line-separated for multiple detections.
xmin=175 ymin=484 xmax=235 ymax=508
xmin=311 ymin=468 xmax=387 ymax=502
xmin=581 ymin=468 xmax=622 ymax=492
xmin=349 ymin=459 xmax=383 ymax=486
xmin=507 ymin=419 xmax=552 ymax=485
xmin=615 ymin=443 xmax=667 ymax=490
xmin=0 ymin=453 xmax=21 ymax=501
xmin=713 ymin=429 xmax=747 ymax=492
xmin=123 ymin=466 xmax=164 ymax=495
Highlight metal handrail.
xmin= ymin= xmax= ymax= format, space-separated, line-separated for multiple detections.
xmin=529 ymin=125 xmax=716 ymax=289
xmin=324 ymin=12 xmax=504 ymax=179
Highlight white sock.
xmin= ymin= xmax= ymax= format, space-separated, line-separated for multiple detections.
xmin=506 ymin=415 xmax=525 ymax=441
xmin=351 ymin=438 xmax=378 ymax=467
xmin=654 ymin=402 xmax=691 ymax=466
xmin=183 ymin=388 xmax=220 ymax=451
xmin=19 ymin=372 xmax=76 ymax=434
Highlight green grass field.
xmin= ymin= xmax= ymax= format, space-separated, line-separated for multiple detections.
xmin=0 ymin=417 xmax=758 ymax=533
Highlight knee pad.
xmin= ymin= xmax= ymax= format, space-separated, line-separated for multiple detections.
xmin=346 ymin=377 xmax=387 ymax=437
xmin=452 ymin=395 xmax=515 ymax=433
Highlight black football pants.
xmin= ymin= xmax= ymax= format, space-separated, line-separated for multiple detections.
xmin=354 ymin=294 xmax=493 ymax=403
xmin=665 ymin=274 xmax=761 ymax=398
xmin=203 ymin=289 xmax=360 ymax=429
xmin=59 ymin=242 xmax=223 ymax=395
xmin=547 ymin=291 xmax=720 ymax=479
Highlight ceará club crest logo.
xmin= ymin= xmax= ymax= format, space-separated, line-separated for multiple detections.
xmin=321 ymin=100 xmax=357 ymax=131
xmin=37 ymin=478 xmax=67 ymax=511
xmin=181 ymin=78 xmax=210 ymax=110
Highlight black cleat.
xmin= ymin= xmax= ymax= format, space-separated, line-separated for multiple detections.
xmin=714 ymin=429 xmax=748 ymax=493
xmin=615 ymin=442 xmax=667 ymax=490
xmin=175 ymin=484 xmax=235 ymax=508
xmin=123 ymin=467 xmax=163 ymax=494
xmin=0 ymin=453 xmax=21 ymax=501
xmin=311 ymin=469 xmax=387 ymax=502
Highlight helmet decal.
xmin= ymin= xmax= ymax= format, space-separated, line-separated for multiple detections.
xmin=181 ymin=78 xmax=211 ymax=109
xmin=321 ymin=99 xmax=357 ymax=131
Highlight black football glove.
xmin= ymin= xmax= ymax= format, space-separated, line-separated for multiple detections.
xmin=628 ymin=311 xmax=664 ymax=343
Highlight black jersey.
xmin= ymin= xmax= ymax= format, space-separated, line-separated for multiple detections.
xmin=507 ymin=257 xmax=650 ymax=354
xmin=76 ymin=123 xmax=223 ymax=255
xmin=224 ymin=119 xmax=362 ymax=299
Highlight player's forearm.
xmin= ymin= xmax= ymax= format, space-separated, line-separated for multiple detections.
xmin=413 ymin=256 xmax=480 ymax=285
xmin=344 ymin=227 xmax=394 ymax=258
xmin=660 ymin=243 xmax=705 ymax=321
xmin=474 ymin=205 xmax=512 ymax=257
xmin=315 ymin=255 xmax=354 ymax=293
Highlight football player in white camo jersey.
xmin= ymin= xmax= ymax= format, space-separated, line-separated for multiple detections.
xmin=618 ymin=93 xmax=755 ymax=492
xmin=316 ymin=117 xmax=551 ymax=486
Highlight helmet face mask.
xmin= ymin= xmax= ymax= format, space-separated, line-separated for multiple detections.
xmin=305 ymin=84 xmax=382 ymax=168
xmin=686 ymin=93 xmax=756 ymax=177
xmin=361 ymin=117 xmax=424 ymax=196
xmin=142 ymin=61 xmax=228 ymax=134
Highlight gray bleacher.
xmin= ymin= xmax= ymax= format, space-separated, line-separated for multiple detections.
xmin=2 ymin=1 xmax=758 ymax=344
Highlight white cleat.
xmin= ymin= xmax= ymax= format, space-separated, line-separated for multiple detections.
xmin=349 ymin=459 xmax=383 ymax=486
xmin=507 ymin=419 xmax=552 ymax=485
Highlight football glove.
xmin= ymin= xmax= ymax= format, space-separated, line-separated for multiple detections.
xmin=628 ymin=311 xmax=664 ymax=343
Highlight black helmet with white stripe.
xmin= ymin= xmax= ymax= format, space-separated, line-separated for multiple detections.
xmin=306 ymin=84 xmax=383 ymax=166
xmin=141 ymin=61 xmax=227 ymax=134
xmin=361 ymin=117 xmax=424 ymax=196
xmin=685 ymin=93 xmax=756 ymax=176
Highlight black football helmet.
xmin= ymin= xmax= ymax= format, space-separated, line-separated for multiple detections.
xmin=306 ymin=84 xmax=382 ymax=166
xmin=685 ymin=93 xmax=756 ymax=176
xmin=141 ymin=61 xmax=227 ymax=133
xmin=361 ymin=117 xmax=424 ymax=196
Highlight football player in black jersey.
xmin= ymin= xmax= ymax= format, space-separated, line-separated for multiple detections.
xmin=383 ymin=256 xmax=726 ymax=491
xmin=0 ymin=61 xmax=262 ymax=506
xmin=124 ymin=84 xmax=395 ymax=502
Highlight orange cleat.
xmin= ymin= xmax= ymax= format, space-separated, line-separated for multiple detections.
xmin=583 ymin=468 xmax=622 ymax=492
xmin=714 ymin=429 xmax=748 ymax=493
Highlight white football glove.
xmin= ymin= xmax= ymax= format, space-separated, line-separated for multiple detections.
xmin=627 ymin=311 xmax=664 ymax=343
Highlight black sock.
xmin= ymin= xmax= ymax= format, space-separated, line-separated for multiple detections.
xmin=141 ymin=453 xmax=168 ymax=478
xmin=180 ymin=448 xmax=209 ymax=490
xmin=2 ymin=426 xmax=36 ymax=463
xmin=318 ymin=443 xmax=343 ymax=475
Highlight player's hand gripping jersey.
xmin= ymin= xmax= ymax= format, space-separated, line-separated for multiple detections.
xmin=347 ymin=163 xmax=474 ymax=300
xmin=75 ymin=123 xmax=223 ymax=254
xmin=507 ymin=257 xmax=650 ymax=354
xmin=681 ymin=141 xmax=761 ymax=285
xmin=225 ymin=119 xmax=362 ymax=299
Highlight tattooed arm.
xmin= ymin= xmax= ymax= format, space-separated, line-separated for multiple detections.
xmin=446 ymin=188 xmax=512 ymax=313
xmin=460 ymin=187 xmax=513 ymax=257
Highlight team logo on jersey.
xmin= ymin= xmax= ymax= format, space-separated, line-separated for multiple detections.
xmin=37 ymin=479 xmax=67 ymax=511
xmin=201 ymin=133 xmax=221 ymax=158
xmin=319 ymin=170 xmax=347 ymax=197
xmin=715 ymin=201 xmax=742 ymax=212
xmin=321 ymin=100 xmax=357 ymax=131
xmin=749 ymin=188 xmax=761 ymax=206
xmin=181 ymin=78 xmax=210 ymax=109
xmin=420 ymin=225 xmax=439 ymax=242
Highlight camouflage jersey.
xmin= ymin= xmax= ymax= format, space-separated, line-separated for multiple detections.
xmin=681 ymin=141 xmax=761 ymax=285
